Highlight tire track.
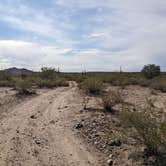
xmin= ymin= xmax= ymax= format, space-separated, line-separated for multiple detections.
xmin=0 ymin=87 xmax=101 ymax=166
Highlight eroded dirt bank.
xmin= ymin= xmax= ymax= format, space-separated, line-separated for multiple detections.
xmin=0 ymin=86 xmax=104 ymax=166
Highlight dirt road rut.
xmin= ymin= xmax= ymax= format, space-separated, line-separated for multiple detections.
xmin=0 ymin=86 xmax=102 ymax=166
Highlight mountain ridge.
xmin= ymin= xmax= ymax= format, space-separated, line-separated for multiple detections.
xmin=2 ymin=67 xmax=33 ymax=75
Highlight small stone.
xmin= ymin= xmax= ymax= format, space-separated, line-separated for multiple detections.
xmin=93 ymin=119 xmax=97 ymax=123
xmin=92 ymin=123 xmax=96 ymax=126
xmin=94 ymin=141 xmax=98 ymax=145
xmin=80 ymin=110 xmax=84 ymax=113
xmin=107 ymin=159 xmax=113 ymax=166
xmin=109 ymin=139 xmax=122 ymax=146
xmin=102 ymin=144 xmax=106 ymax=148
xmin=30 ymin=115 xmax=37 ymax=119
xmin=96 ymin=131 xmax=105 ymax=137
xmin=75 ymin=123 xmax=83 ymax=129
xmin=35 ymin=139 xmax=41 ymax=145
xmin=50 ymin=120 xmax=55 ymax=124
xmin=109 ymin=154 xmax=113 ymax=158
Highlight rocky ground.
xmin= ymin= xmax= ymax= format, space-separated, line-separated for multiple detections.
xmin=74 ymin=85 xmax=166 ymax=166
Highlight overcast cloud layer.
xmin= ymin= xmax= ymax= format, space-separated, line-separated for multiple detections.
xmin=0 ymin=0 xmax=165 ymax=71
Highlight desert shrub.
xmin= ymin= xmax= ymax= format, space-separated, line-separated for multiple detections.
xmin=37 ymin=79 xmax=57 ymax=88
xmin=15 ymin=79 xmax=35 ymax=95
xmin=141 ymin=64 xmax=160 ymax=79
xmin=55 ymin=78 xmax=68 ymax=87
xmin=102 ymin=90 xmax=123 ymax=112
xmin=156 ymin=122 xmax=166 ymax=165
xmin=80 ymin=78 xmax=103 ymax=95
xmin=150 ymin=79 xmax=166 ymax=93
xmin=102 ymin=72 xmax=144 ymax=87
xmin=138 ymin=78 xmax=151 ymax=87
xmin=0 ymin=71 xmax=11 ymax=81
xmin=40 ymin=67 xmax=59 ymax=79
xmin=103 ymin=73 xmax=124 ymax=86
xmin=0 ymin=80 xmax=15 ymax=87
xmin=36 ymin=78 xmax=68 ymax=88
xmin=75 ymin=75 xmax=87 ymax=83
xmin=120 ymin=111 xmax=166 ymax=160
xmin=0 ymin=71 xmax=13 ymax=87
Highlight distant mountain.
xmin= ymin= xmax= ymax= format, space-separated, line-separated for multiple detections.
xmin=3 ymin=67 xmax=33 ymax=75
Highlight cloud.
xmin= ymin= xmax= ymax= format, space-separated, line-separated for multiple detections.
xmin=0 ymin=2 xmax=74 ymax=47
xmin=1 ymin=40 xmax=165 ymax=72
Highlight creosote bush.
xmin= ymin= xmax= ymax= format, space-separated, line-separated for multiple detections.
xmin=102 ymin=90 xmax=123 ymax=112
xmin=120 ymin=110 xmax=166 ymax=164
xmin=80 ymin=78 xmax=103 ymax=95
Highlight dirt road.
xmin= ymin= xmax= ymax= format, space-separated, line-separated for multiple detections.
xmin=0 ymin=86 xmax=102 ymax=166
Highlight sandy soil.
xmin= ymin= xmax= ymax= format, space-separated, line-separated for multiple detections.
xmin=0 ymin=86 xmax=104 ymax=166
xmin=0 ymin=88 xmax=20 ymax=113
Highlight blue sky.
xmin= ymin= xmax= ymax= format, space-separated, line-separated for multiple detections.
xmin=0 ymin=0 xmax=166 ymax=71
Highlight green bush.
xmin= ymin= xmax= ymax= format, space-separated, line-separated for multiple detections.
xmin=120 ymin=111 xmax=166 ymax=159
xmin=80 ymin=78 xmax=103 ymax=95
xmin=141 ymin=64 xmax=160 ymax=79
xmin=102 ymin=90 xmax=123 ymax=112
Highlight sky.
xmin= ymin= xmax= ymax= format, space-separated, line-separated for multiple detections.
xmin=0 ymin=0 xmax=166 ymax=72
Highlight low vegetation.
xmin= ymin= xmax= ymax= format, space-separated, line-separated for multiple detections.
xmin=14 ymin=79 xmax=36 ymax=95
xmin=0 ymin=67 xmax=69 ymax=96
xmin=120 ymin=109 xmax=166 ymax=165
xmin=102 ymin=90 xmax=123 ymax=112
xmin=150 ymin=78 xmax=166 ymax=92
xmin=75 ymin=65 xmax=166 ymax=93
xmin=36 ymin=78 xmax=68 ymax=88
xmin=0 ymin=64 xmax=166 ymax=93
xmin=79 ymin=77 xmax=103 ymax=95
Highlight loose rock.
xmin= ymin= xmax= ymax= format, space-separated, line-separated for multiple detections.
xmin=75 ymin=123 xmax=83 ymax=129
xmin=107 ymin=159 xmax=113 ymax=166
xmin=30 ymin=115 xmax=37 ymax=119
xmin=108 ymin=139 xmax=122 ymax=146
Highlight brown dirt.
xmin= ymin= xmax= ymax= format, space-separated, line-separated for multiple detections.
xmin=0 ymin=86 xmax=104 ymax=166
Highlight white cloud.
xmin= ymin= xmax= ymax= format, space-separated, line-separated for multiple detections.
xmin=1 ymin=40 xmax=164 ymax=72
xmin=0 ymin=2 xmax=73 ymax=46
